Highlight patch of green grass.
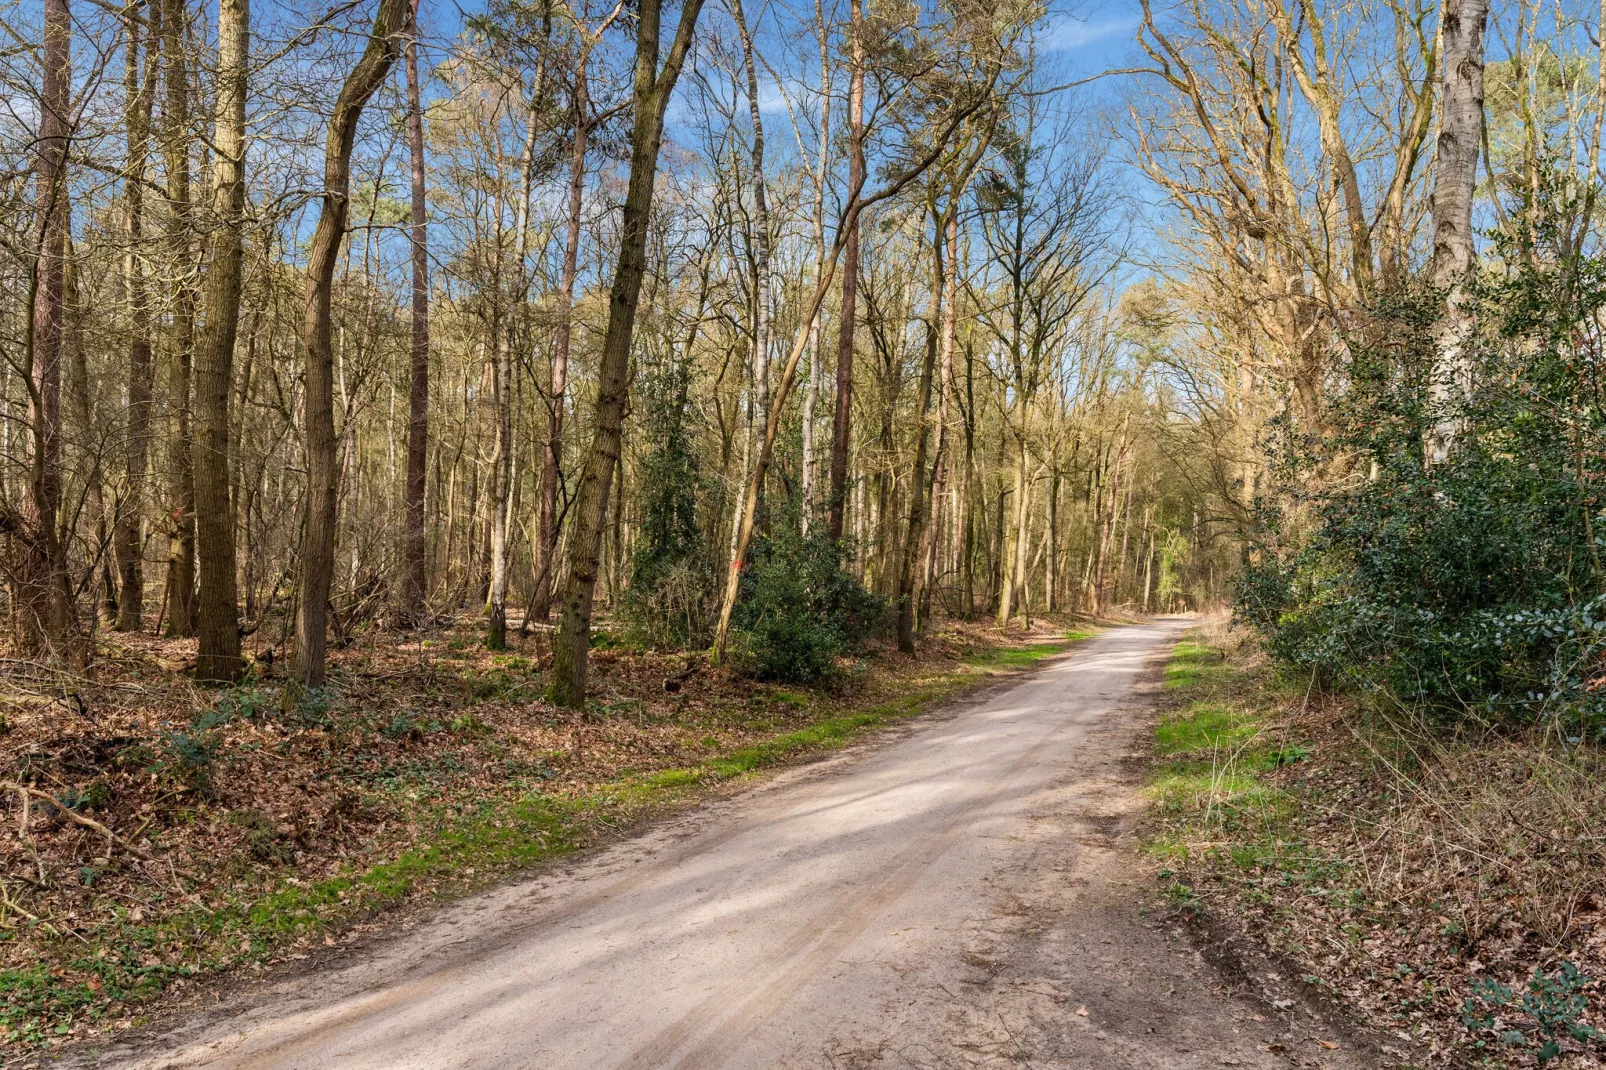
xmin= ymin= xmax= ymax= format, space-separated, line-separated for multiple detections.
xmin=641 ymin=767 xmax=703 ymax=790
xmin=964 ymin=629 xmax=1097 ymax=671
xmin=1146 ymin=633 xmax=1302 ymax=863
xmin=1150 ymin=769 xmax=1285 ymax=820
xmin=1164 ymin=640 xmax=1231 ymax=690
xmin=1155 ymin=701 xmax=1254 ymax=756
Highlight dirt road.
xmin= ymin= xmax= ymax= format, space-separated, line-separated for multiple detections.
xmin=82 ymin=621 xmax=1367 ymax=1069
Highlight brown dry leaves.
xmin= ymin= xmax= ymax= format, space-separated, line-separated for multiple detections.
xmin=1158 ymin=623 xmax=1606 ymax=1067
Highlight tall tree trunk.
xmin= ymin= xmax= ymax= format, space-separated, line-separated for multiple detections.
xmin=193 ymin=0 xmax=247 ymax=683
xmin=1045 ymin=461 xmax=1059 ymax=612
xmin=1425 ymin=0 xmax=1489 ymax=464
xmin=958 ymin=336 xmax=976 ymax=617
xmin=116 ymin=3 xmax=158 ymax=632
xmin=549 ymin=0 xmax=707 ymax=708
xmin=1092 ymin=416 xmax=1130 ymax=615
xmin=996 ymin=441 xmax=1028 ymax=626
xmin=918 ymin=208 xmax=961 ymax=631
xmin=731 ymin=0 xmax=771 ymax=538
xmin=487 ymin=106 xmax=538 ymax=650
xmin=897 ymin=252 xmax=940 ymax=654
xmin=15 ymin=0 xmax=73 ymax=654
xmin=65 ymin=252 xmax=116 ymax=628
xmin=398 ymin=0 xmax=430 ymax=625
xmin=531 ymin=59 xmax=593 ymax=626
xmin=291 ymin=0 xmax=409 ymax=687
xmin=826 ymin=0 xmax=865 ymax=543
xmin=161 ymin=0 xmax=196 ymax=639
xmin=800 ymin=0 xmax=830 ymax=533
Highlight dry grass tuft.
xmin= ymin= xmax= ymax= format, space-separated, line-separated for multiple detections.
xmin=1151 ymin=620 xmax=1606 ymax=1066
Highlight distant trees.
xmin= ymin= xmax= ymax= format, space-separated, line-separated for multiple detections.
xmin=0 ymin=0 xmax=1232 ymax=703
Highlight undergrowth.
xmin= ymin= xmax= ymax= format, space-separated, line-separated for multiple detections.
xmin=1148 ymin=618 xmax=1606 ymax=1068
xmin=0 ymin=620 xmax=1095 ymax=1054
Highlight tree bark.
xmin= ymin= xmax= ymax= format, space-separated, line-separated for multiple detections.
xmin=531 ymin=49 xmax=595 ymax=626
xmin=160 ymin=0 xmax=196 ymax=639
xmin=116 ymin=3 xmax=158 ymax=632
xmin=397 ymin=0 xmax=430 ymax=626
xmin=548 ymin=0 xmax=707 ymax=708
xmin=1425 ymin=0 xmax=1489 ymax=464
xmin=291 ymin=0 xmax=409 ymax=687
xmin=731 ymin=0 xmax=772 ymax=540
xmin=826 ymin=0 xmax=865 ymax=543
xmin=897 ymin=226 xmax=941 ymax=653
xmin=14 ymin=0 xmax=73 ymax=654
xmin=919 ymin=208 xmax=961 ymax=631
xmin=193 ymin=0 xmax=248 ymax=683
xmin=487 ymin=105 xmax=538 ymax=650
xmin=800 ymin=0 xmax=831 ymax=533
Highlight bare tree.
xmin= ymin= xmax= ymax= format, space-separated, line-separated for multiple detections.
xmin=193 ymin=0 xmax=249 ymax=682
xmin=548 ymin=0 xmax=709 ymax=708
xmin=397 ymin=0 xmax=431 ymax=626
xmin=160 ymin=0 xmax=197 ymax=639
xmin=529 ymin=1 xmax=624 ymax=628
xmin=826 ymin=0 xmax=865 ymax=543
xmin=13 ymin=0 xmax=75 ymax=653
xmin=292 ymin=0 xmax=410 ymax=687
xmin=116 ymin=1 xmax=159 ymax=632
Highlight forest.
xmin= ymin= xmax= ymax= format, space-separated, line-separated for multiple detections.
xmin=4 ymin=0 xmax=1606 ymax=1059
xmin=0 ymin=0 xmax=1227 ymax=695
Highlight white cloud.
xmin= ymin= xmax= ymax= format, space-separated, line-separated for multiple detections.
xmin=758 ymin=82 xmax=792 ymax=115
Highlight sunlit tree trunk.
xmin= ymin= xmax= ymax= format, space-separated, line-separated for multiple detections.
xmin=1425 ymin=0 xmax=1489 ymax=464
xmin=827 ymin=0 xmax=865 ymax=543
xmin=159 ymin=0 xmax=198 ymax=639
xmin=193 ymin=0 xmax=248 ymax=682
xmin=66 ymin=250 xmax=116 ymax=628
xmin=531 ymin=46 xmax=597 ymax=627
xmin=549 ymin=0 xmax=707 ymax=707
xmin=487 ymin=107 xmax=537 ymax=651
xmin=398 ymin=0 xmax=430 ymax=626
xmin=116 ymin=3 xmax=158 ymax=632
xmin=14 ymin=0 xmax=73 ymax=654
xmin=897 ymin=235 xmax=940 ymax=653
xmin=731 ymin=0 xmax=771 ymax=533
xmin=292 ymin=0 xmax=409 ymax=687
xmin=800 ymin=0 xmax=831 ymax=533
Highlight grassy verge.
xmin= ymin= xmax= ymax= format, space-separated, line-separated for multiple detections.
xmin=1147 ymin=634 xmax=1308 ymax=905
xmin=1146 ymin=622 xmax=1606 ymax=1067
xmin=2 ymin=624 xmax=1097 ymax=1056
xmin=961 ymin=629 xmax=1096 ymax=671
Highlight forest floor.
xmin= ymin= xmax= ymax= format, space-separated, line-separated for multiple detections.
xmin=1148 ymin=617 xmax=1606 ymax=1068
xmin=0 ymin=610 xmax=1107 ymax=1061
xmin=29 ymin=618 xmax=1387 ymax=1070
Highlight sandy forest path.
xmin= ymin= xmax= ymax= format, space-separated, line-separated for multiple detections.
xmin=79 ymin=620 xmax=1368 ymax=1070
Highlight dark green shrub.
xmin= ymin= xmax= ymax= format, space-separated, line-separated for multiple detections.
xmin=621 ymin=355 xmax=717 ymax=649
xmin=1239 ymin=218 xmax=1606 ymax=731
xmin=729 ymin=519 xmax=886 ymax=684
